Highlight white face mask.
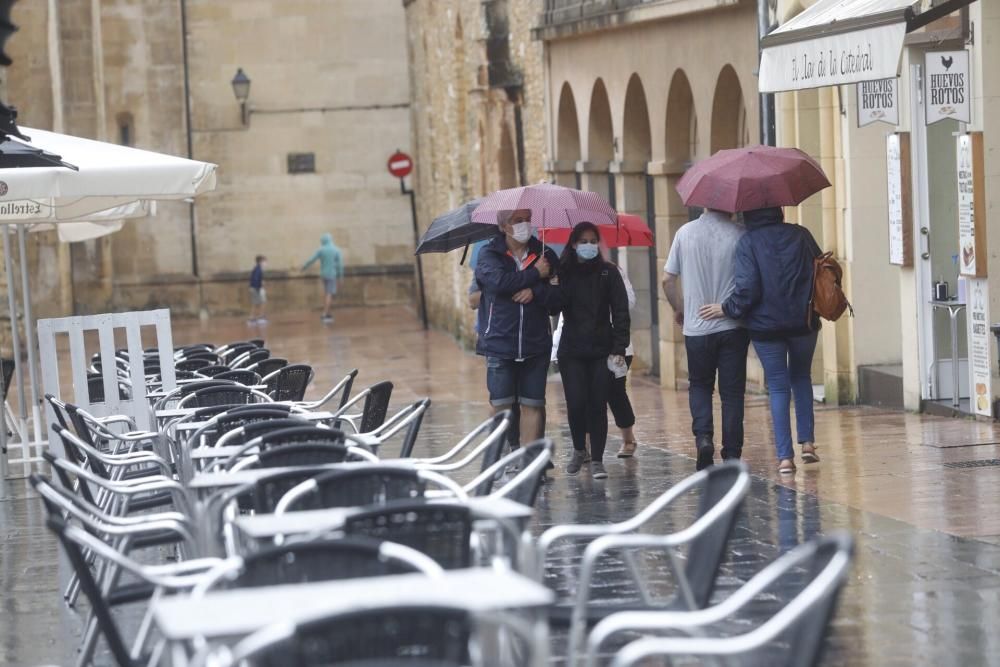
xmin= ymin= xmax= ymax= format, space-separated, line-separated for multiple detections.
xmin=509 ymin=221 xmax=532 ymax=243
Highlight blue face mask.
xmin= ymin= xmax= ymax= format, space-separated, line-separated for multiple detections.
xmin=576 ymin=243 xmax=599 ymax=261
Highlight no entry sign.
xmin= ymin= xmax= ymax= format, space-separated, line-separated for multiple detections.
xmin=387 ymin=151 xmax=413 ymax=178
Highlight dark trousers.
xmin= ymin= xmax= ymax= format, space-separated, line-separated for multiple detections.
xmin=685 ymin=329 xmax=750 ymax=459
xmin=607 ymin=355 xmax=635 ymax=429
xmin=559 ymin=356 xmax=610 ymax=461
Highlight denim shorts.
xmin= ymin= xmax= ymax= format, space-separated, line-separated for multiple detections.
xmin=486 ymin=355 xmax=548 ymax=408
xmin=323 ymin=279 xmax=338 ymax=296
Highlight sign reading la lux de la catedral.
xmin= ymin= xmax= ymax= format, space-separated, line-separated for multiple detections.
xmin=925 ymin=50 xmax=970 ymax=125
xmin=858 ymin=78 xmax=899 ymax=127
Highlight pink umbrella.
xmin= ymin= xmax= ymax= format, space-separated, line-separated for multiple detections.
xmin=676 ymin=145 xmax=831 ymax=213
xmin=471 ymin=183 xmax=617 ymax=228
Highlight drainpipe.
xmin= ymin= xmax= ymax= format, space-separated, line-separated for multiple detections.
xmin=179 ymin=0 xmax=198 ymax=279
xmin=757 ymin=0 xmax=776 ymax=146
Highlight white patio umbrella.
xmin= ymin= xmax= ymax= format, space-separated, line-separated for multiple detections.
xmin=0 ymin=126 xmax=217 ymax=488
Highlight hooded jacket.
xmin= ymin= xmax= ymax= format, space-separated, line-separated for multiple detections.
xmin=474 ymin=234 xmax=562 ymax=360
xmin=302 ymin=234 xmax=345 ymax=281
xmin=722 ymin=208 xmax=821 ymax=340
xmin=556 ymin=257 xmax=630 ymax=359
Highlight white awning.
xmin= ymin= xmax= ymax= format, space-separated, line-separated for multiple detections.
xmin=759 ymin=0 xmax=918 ymax=93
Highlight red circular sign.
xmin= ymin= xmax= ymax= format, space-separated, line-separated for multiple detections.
xmin=387 ymin=151 xmax=413 ymax=178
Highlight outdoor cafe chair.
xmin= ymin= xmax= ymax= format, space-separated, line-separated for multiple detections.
xmin=224 ymin=427 xmax=378 ymax=471
xmin=176 ymin=384 xmax=273 ymax=410
xmin=197 ymin=364 xmax=231 ymax=378
xmin=54 ymin=421 xmax=169 ymax=485
xmin=184 ymin=407 xmax=301 ymax=450
xmin=464 ymin=438 xmax=552 ymax=505
xmin=274 ymin=464 xmax=468 ymax=514
xmin=154 ymin=379 xmax=240 ymax=412
xmin=535 ymin=462 xmax=751 ymax=661
xmin=329 ymin=379 xmax=394 ymax=433
xmin=45 ymin=516 xmax=224 ymax=667
xmin=176 ymin=357 xmax=213 ymax=373
xmin=231 ymin=348 xmax=270 ymax=370
xmin=87 ymin=374 xmax=131 ymax=403
xmin=289 ymin=368 xmax=358 ymax=412
xmin=201 ymin=603 xmax=541 ymax=667
xmin=208 ymin=414 xmax=312 ymax=450
xmin=237 ymin=443 xmax=376 ymax=470
xmin=412 ymin=411 xmax=510 ymax=476
xmin=263 ymin=363 xmax=315 ymax=402
xmin=338 ymin=500 xmax=475 ymax=571
xmin=345 ymin=397 xmax=431 ymax=457
xmin=191 ymin=536 xmax=444 ymax=596
xmin=248 ymin=356 xmax=287 ymax=378
xmin=220 ymin=342 xmax=259 ymax=365
xmin=591 ymin=533 xmax=855 ymax=667
xmin=214 ymin=369 xmax=262 ymax=386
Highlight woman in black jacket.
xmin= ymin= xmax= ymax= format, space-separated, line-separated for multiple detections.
xmin=700 ymin=207 xmax=821 ymax=475
xmin=556 ymin=222 xmax=631 ymax=478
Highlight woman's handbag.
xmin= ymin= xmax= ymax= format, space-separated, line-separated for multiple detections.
xmin=809 ymin=252 xmax=853 ymax=326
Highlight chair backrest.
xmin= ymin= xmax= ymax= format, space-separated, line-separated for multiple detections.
xmin=198 ymin=364 xmax=231 ymax=377
xmin=476 ymin=412 xmax=509 ymax=476
xmin=238 ymin=467 xmax=333 ymax=513
xmin=284 ymin=466 xmax=427 ymax=512
xmin=344 ymin=501 xmax=473 ymax=570
xmin=488 ymin=439 xmax=551 ymax=506
xmin=257 ymin=425 xmax=345 ymax=450
xmin=45 ymin=517 xmax=134 ymax=667
xmin=87 ymin=375 xmax=129 ymax=403
xmin=787 ymin=534 xmax=855 ymax=667
xmin=233 ymin=349 xmax=270 ymax=369
xmin=211 ymin=409 xmax=298 ymax=442
xmin=396 ymin=399 xmax=431 ymax=458
xmin=267 ymin=364 xmax=315 ymax=402
xmin=246 ymin=443 xmax=352 ymax=469
xmin=176 ymin=357 xmax=212 ymax=372
xmin=224 ymin=537 xmax=427 ymax=589
xmin=248 ymin=338 xmax=266 ymax=348
xmin=252 ymin=357 xmax=288 ymax=378
xmin=44 ymin=393 xmax=71 ymax=430
xmin=0 ymin=358 xmax=12 ymax=401
xmin=684 ymin=462 xmax=750 ymax=609
xmin=359 ymin=380 xmax=394 ymax=433
xmin=234 ymin=605 xmax=472 ymax=667
xmin=178 ymin=385 xmax=262 ymax=409
xmin=215 ymin=369 xmax=262 ymax=386
xmin=221 ymin=342 xmax=258 ymax=364
xmin=178 ymin=379 xmax=239 ymax=397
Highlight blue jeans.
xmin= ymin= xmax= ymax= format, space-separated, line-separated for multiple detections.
xmin=753 ymin=332 xmax=818 ymax=461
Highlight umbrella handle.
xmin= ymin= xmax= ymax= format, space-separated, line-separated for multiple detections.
xmin=460 ymin=243 xmax=470 ymax=265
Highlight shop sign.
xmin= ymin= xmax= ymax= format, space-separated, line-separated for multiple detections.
xmin=925 ymin=51 xmax=970 ymax=125
xmin=967 ymin=278 xmax=992 ymax=418
xmin=0 ymin=199 xmax=51 ymax=221
xmin=957 ymin=133 xmax=986 ymax=278
xmin=857 ymin=78 xmax=899 ymax=127
xmin=885 ymin=133 xmax=911 ymax=266
xmin=759 ymin=23 xmax=907 ymax=93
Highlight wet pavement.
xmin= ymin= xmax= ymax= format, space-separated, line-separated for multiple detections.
xmin=3 ymin=306 xmax=1000 ymax=666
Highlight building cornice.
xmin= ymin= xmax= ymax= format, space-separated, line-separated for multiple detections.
xmin=534 ymin=0 xmax=747 ymax=42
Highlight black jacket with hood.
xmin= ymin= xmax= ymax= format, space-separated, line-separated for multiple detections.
xmin=556 ymin=256 xmax=630 ymax=359
xmin=721 ymin=207 xmax=821 ymax=340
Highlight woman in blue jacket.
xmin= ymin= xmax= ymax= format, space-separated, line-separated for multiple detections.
xmin=700 ymin=207 xmax=821 ymax=475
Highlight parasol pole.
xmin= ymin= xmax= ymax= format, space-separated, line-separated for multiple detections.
xmin=16 ymin=224 xmax=42 ymax=449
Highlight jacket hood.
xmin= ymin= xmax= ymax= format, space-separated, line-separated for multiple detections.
xmin=321 ymin=233 xmax=334 ymax=246
xmin=743 ymin=207 xmax=784 ymax=230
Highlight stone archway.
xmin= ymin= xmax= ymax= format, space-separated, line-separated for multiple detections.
xmin=710 ymin=65 xmax=749 ymax=153
xmin=620 ymin=73 xmax=656 ymax=374
xmin=585 ymin=78 xmax=614 ymax=202
xmin=665 ymin=69 xmax=697 ymax=167
xmin=555 ymin=82 xmax=581 ymax=187
xmin=498 ymin=122 xmax=518 ymax=190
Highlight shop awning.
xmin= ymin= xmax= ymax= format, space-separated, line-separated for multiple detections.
xmin=759 ymin=0 xmax=975 ymax=93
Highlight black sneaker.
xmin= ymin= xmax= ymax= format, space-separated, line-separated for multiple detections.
xmin=567 ymin=450 xmax=586 ymax=475
xmin=696 ymin=436 xmax=715 ymax=471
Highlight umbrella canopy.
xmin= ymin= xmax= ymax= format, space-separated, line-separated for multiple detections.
xmin=471 ymin=183 xmax=616 ymax=228
xmin=0 ymin=126 xmax=216 ymax=240
xmin=415 ymin=198 xmax=498 ymax=255
xmin=537 ymin=213 xmax=653 ymax=247
xmin=676 ymin=145 xmax=830 ymax=213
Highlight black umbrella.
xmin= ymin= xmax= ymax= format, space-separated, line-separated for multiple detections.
xmin=415 ymin=198 xmax=498 ymax=258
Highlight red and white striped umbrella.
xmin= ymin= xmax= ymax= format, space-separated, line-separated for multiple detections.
xmin=470 ymin=183 xmax=617 ymax=228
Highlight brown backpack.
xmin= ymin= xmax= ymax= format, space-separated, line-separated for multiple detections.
xmin=809 ymin=252 xmax=852 ymax=326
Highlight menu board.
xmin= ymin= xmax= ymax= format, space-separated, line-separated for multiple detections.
xmin=886 ymin=134 xmax=911 ymax=266
xmin=967 ymin=278 xmax=992 ymax=417
xmin=957 ymin=133 xmax=987 ymax=277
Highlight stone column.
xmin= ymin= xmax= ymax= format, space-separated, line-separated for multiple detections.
xmin=648 ymin=159 xmax=688 ymax=386
xmin=545 ymin=159 xmax=578 ymax=187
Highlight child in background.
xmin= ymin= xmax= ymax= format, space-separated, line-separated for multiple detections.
xmin=248 ymin=255 xmax=267 ymax=325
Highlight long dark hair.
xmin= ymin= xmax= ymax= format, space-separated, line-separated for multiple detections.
xmin=560 ymin=221 xmax=604 ymax=273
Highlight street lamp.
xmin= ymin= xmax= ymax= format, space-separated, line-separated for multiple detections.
xmin=231 ymin=68 xmax=251 ymax=126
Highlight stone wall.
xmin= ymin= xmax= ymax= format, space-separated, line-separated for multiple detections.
xmin=402 ymin=0 xmax=546 ymax=345
xmin=0 ymin=0 xmax=415 ymax=343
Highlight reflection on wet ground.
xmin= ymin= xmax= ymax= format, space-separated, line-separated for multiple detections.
xmin=3 ymin=307 xmax=1000 ymax=666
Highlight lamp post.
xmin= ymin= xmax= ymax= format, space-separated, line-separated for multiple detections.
xmin=231 ymin=67 xmax=251 ymax=126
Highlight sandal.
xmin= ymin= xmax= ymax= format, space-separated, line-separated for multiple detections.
xmin=616 ymin=441 xmax=637 ymax=458
xmin=801 ymin=443 xmax=820 ymax=464
xmin=778 ymin=459 xmax=796 ymax=475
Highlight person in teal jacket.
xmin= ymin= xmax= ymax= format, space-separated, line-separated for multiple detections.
xmin=302 ymin=233 xmax=344 ymax=323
